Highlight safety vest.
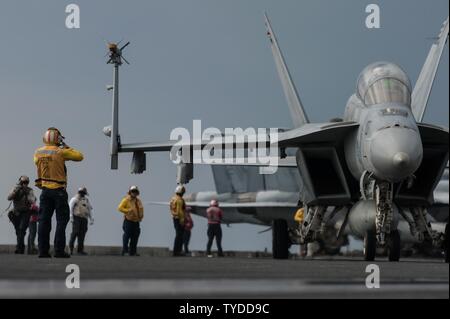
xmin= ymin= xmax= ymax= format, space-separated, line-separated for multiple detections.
xmin=34 ymin=145 xmax=83 ymax=189
xmin=72 ymin=197 xmax=92 ymax=218
xmin=8 ymin=186 xmax=35 ymax=213
xmin=294 ymin=208 xmax=305 ymax=223
xmin=207 ymin=206 xmax=223 ymax=224
xmin=170 ymin=195 xmax=185 ymax=224
xmin=118 ymin=195 xmax=144 ymax=222
xmin=184 ymin=213 xmax=194 ymax=231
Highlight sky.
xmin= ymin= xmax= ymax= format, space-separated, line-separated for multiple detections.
xmin=0 ymin=0 xmax=448 ymax=251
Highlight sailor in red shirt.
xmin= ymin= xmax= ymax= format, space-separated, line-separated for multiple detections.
xmin=183 ymin=206 xmax=194 ymax=255
xmin=206 ymin=200 xmax=224 ymax=257
xmin=28 ymin=203 xmax=39 ymax=255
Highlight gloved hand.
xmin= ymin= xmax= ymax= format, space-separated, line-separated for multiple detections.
xmin=90 ymin=218 xmax=94 ymax=226
xmin=70 ymin=217 xmax=74 ymax=224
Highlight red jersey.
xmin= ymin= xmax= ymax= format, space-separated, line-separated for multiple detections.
xmin=184 ymin=212 xmax=194 ymax=231
xmin=207 ymin=206 xmax=223 ymax=224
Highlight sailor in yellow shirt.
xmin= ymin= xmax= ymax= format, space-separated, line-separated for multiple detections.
xmin=294 ymin=207 xmax=305 ymax=224
xmin=33 ymin=127 xmax=83 ymax=258
xmin=118 ymin=186 xmax=144 ymax=256
xmin=294 ymin=206 xmax=308 ymax=257
xmin=170 ymin=185 xmax=186 ymax=256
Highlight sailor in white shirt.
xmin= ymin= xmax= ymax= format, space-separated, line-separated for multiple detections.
xmin=68 ymin=187 xmax=93 ymax=255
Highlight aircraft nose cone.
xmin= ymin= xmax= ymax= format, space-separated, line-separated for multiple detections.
xmin=393 ymin=152 xmax=410 ymax=169
xmin=370 ymin=128 xmax=423 ymax=182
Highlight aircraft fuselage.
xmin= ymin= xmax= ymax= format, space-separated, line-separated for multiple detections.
xmin=343 ymin=63 xmax=423 ymax=183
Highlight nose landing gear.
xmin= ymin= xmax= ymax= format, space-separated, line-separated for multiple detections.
xmin=375 ymin=182 xmax=394 ymax=247
xmin=360 ymin=175 xmax=401 ymax=262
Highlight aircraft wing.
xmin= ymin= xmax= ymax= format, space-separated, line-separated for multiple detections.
xmin=121 ymin=141 xmax=175 ymax=153
xmin=274 ymin=122 xmax=359 ymax=148
xmin=119 ymin=121 xmax=359 ymax=157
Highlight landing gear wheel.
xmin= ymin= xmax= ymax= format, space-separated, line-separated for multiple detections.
xmin=387 ymin=230 xmax=401 ymax=262
xmin=445 ymin=223 xmax=449 ymax=264
xmin=272 ymin=219 xmax=289 ymax=260
xmin=364 ymin=230 xmax=377 ymax=261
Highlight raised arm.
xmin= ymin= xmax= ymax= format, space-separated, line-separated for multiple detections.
xmin=61 ymin=147 xmax=84 ymax=162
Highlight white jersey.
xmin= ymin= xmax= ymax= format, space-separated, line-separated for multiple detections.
xmin=69 ymin=195 xmax=93 ymax=220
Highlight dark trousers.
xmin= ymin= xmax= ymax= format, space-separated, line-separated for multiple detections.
xmin=173 ymin=219 xmax=185 ymax=255
xmin=38 ymin=188 xmax=70 ymax=255
xmin=123 ymin=219 xmax=141 ymax=255
xmin=69 ymin=216 xmax=88 ymax=253
xmin=183 ymin=230 xmax=191 ymax=254
xmin=207 ymin=224 xmax=223 ymax=255
xmin=27 ymin=220 xmax=37 ymax=253
xmin=12 ymin=211 xmax=30 ymax=253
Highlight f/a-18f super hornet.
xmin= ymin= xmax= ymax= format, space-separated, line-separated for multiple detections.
xmin=103 ymin=15 xmax=449 ymax=262
xmin=150 ymin=163 xmax=448 ymax=259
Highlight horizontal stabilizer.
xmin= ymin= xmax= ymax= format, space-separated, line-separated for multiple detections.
xmin=146 ymin=201 xmax=298 ymax=208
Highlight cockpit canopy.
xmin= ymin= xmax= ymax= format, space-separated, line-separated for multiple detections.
xmin=357 ymin=62 xmax=412 ymax=107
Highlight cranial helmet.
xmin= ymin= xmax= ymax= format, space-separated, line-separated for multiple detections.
xmin=175 ymin=185 xmax=186 ymax=195
xmin=19 ymin=176 xmax=30 ymax=184
xmin=129 ymin=185 xmax=140 ymax=195
xmin=78 ymin=187 xmax=88 ymax=196
xmin=43 ymin=127 xmax=64 ymax=146
xmin=210 ymin=199 xmax=219 ymax=207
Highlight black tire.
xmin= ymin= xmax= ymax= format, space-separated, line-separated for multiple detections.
xmin=364 ymin=230 xmax=377 ymax=261
xmin=387 ymin=230 xmax=401 ymax=262
xmin=445 ymin=223 xmax=449 ymax=264
xmin=272 ymin=219 xmax=289 ymax=260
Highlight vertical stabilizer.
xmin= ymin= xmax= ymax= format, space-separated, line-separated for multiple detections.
xmin=412 ymin=17 xmax=449 ymax=122
xmin=264 ymin=13 xmax=310 ymax=127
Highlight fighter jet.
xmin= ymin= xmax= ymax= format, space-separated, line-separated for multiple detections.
xmin=150 ymin=163 xmax=447 ymax=258
xmin=103 ymin=15 xmax=449 ymax=261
